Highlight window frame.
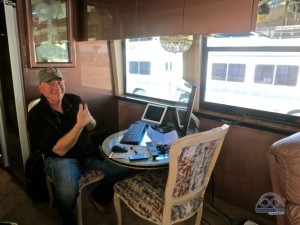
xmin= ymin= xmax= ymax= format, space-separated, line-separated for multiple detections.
xmin=200 ymin=37 xmax=300 ymax=128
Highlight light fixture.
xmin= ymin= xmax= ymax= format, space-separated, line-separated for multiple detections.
xmin=160 ymin=35 xmax=193 ymax=53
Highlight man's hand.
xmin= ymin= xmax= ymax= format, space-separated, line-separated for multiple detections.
xmin=77 ymin=103 xmax=92 ymax=128
xmin=53 ymin=103 xmax=96 ymax=156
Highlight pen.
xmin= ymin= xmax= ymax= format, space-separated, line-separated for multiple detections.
xmin=131 ymin=146 xmax=138 ymax=154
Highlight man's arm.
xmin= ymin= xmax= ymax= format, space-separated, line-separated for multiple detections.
xmin=52 ymin=103 xmax=93 ymax=156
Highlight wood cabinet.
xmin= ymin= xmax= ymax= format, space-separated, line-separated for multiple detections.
xmin=78 ymin=0 xmax=257 ymax=40
xmin=183 ymin=0 xmax=256 ymax=35
xmin=118 ymin=0 xmax=137 ymax=39
xmin=137 ymin=0 xmax=185 ymax=37
xmin=78 ymin=0 xmax=119 ymax=41
xmin=101 ymin=0 xmax=119 ymax=40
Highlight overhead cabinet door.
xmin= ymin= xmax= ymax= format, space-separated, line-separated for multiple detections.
xmin=183 ymin=0 xmax=256 ymax=35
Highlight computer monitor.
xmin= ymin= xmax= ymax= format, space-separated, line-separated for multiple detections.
xmin=141 ymin=103 xmax=168 ymax=125
xmin=178 ymin=84 xmax=197 ymax=136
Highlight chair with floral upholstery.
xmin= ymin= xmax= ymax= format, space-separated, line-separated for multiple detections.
xmin=46 ymin=170 xmax=105 ymax=225
xmin=113 ymin=124 xmax=230 ymax=225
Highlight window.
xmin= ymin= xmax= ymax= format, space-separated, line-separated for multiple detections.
xmin=211 ymin=63 xmax=227 ymax=80
xmin=211 ymin=63 xmax=246 ymax=82
xmin=129 ymin=61 xmax=139 ymax=74
xmin=227 ymin=64 xmax=246 ymax=82
xmin=254 ymin=65 xmax=274 ymax=84
xmin=124 ymin=37 xmax=189 ymax=102
xmin=201 ymin=34 xmax=300 ymax=126
xmin=140 ymin=61 xmax=151 ymax=75
xmin=129 ymin=61 xmax=151 ymax=75
xmin=275 ymin=65 xmax=298 ymax=86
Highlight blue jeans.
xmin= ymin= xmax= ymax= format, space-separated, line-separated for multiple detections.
xmin=44 ymin=156 xmax=129 ymax=225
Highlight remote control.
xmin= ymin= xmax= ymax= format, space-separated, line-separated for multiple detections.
xmin=129 ymin=153 xmax=148 ymax=161
xmin=146 ymin=142 xmax=159 ymax=160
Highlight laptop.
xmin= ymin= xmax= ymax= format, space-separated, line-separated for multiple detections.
xmin=175 ymin=108 xmax=187 ymax=129
xmin=119 ymin=103 xmax=168 ymax=145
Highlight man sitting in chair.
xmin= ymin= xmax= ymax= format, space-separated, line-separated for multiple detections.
xmin=27 ymin=67 xmax=129 ymax=225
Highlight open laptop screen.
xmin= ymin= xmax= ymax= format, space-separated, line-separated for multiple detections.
xmin=141 ymin=103 xmax=168 ymax=125
xmin=176 ymin=108 xmax=187 ymax=128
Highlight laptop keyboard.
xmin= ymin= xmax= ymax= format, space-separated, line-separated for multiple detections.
xmin=120 ymin=122 xmax=147 ymax=145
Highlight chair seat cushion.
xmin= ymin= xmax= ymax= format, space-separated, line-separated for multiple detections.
xmin=78 ymin=170 xmax=105 ymax=189
xmin=114 ymin=169 xmax=202 ymax=223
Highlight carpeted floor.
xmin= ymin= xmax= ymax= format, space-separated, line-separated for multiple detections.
xmin=0 ymin=167 xmax=275 ymax=225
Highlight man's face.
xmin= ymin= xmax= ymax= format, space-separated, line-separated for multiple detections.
xmin=38 ymin=78 xmax=65 ymax=104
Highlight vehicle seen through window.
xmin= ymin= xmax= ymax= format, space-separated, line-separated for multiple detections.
xmin=202 ymin=34 xmax=300 ymax=127
xmin=123 ymin=34 xmax=300 ymax=127
xmin=124 ymin=37 xmax=190 ymax=103
xmin=206 ymin=51 xmax=300 ymax=115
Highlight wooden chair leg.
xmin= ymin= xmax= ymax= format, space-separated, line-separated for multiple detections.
xmin=76 ymin=192 xmax=83 ymax=225
xmin=114 ymin=194 xmax=122 ymax=225
xmin=46 ymin=176 xmax=54 ymax=209
xmin=195 ymin=204 xmax=204 ymax=225
xmin=76 ymin=174 xmax=104 ymax=225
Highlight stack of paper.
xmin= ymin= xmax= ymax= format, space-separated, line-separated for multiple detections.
xmin=147 ymin=126 xmax=178 ymax=145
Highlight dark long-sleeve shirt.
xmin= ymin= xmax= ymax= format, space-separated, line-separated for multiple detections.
xmin=27 ymin=93 xmax=98 ymax=159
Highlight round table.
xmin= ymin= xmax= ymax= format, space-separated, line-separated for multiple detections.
xmin=101 ymin=130 xmax=169 ymax=169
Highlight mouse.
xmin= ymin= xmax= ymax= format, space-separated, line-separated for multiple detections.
xmin=111 ymin=145 xmax=128 ymax=153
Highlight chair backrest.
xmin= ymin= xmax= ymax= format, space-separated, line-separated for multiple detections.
xmin=28 ymin=98 xmax=41 ymax=112
xmin=267 ymin=132 xmax=300 ymax=225
xmin=163 ymin=124 xmax=229 ymax=223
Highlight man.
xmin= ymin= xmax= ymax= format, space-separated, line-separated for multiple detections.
xmin=27 ymin=67 xmax=128 ymax=225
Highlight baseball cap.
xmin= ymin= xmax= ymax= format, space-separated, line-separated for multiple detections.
xmin=38 ymin=67 xmax=64 ymax=83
